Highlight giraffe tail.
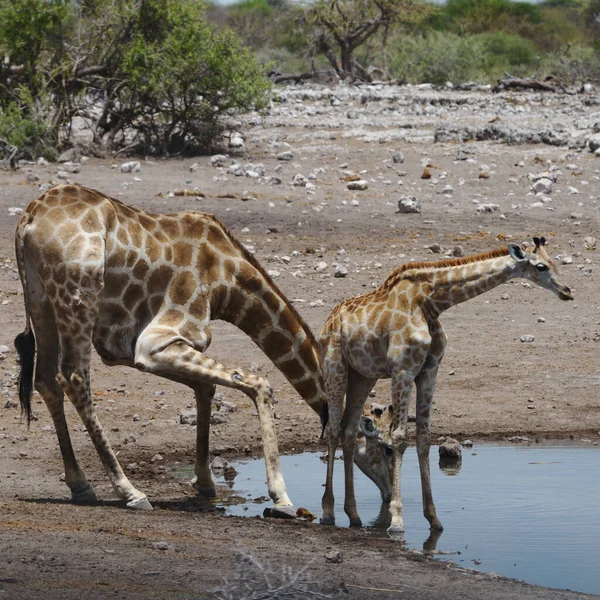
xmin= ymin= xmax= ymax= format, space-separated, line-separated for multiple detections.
xmin=14 ymin=213 xmax=35 ymax=424
xmin=319 ymin=401 xmax=329 ymax=439
xmin=14 ymin=330 xmax=35 ymax=424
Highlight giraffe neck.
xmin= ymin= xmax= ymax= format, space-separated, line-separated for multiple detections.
xmin=413 ymin=254 xmax=521 ymax=319
xmin=217 ymin=267 xmax=324 ymax=415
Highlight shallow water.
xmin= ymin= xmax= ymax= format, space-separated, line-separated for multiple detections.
xmin=180 ymin=443 xmax=600 ymax=595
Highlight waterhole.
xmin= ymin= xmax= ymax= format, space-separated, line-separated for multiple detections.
xmin=177 ymin=442 xmax=599 ymax=595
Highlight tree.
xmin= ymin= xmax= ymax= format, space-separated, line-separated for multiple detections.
xmin=306 ymin=0 xmax=429 ymax=80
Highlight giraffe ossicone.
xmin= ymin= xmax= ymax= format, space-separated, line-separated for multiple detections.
xmin=14 ymin=183 xmax=349 ymax=514
xmin=319 ymin=237 xmax=573 ymax=533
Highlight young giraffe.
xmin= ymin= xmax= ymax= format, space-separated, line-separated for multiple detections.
xmin=319 ymin=237 xmax=573 ymax=533
xmin=13 ymin=183 xmax=340 ymax=515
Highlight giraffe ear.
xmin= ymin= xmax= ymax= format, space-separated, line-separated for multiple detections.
xmin=508 ymin=244 xmax=526 ymax=262
xmin=359 ymin=416 xmax=380 ymax=439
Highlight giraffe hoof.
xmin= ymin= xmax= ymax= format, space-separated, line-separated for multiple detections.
xmin=127 ymin=496 xmax=153 ymax=510
xmin=386 ymin=524 xmax=405 ymax=536
xmin=192 ymin=479 xmax=216 ymax=498
xmin=349 ymin=518 xmax=363 ymax=528
xmin=71 ymin=482 xmax=98 ymax=504
xmin=319 ymin=516 xmax=335 ymax=526
xmin=269 ymin=504 xmax=296 ymax=519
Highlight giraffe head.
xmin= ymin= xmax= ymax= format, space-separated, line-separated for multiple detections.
xmin=508 ymin=236 xmax=573 ymax=301
xmin=354 ymin=403 xmax=394 ymax=502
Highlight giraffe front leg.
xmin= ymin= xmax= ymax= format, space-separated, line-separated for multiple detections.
xmin=135 ymin=330 xmax=294 ymax=517
xmin=192 ymin=383 xmax=217 ymax=498
xmin=387 ymin=372 xmax=414 ymax=534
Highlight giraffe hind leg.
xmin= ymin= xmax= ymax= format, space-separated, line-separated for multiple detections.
xmin=26 ymin=263 xmax=97 ymax=503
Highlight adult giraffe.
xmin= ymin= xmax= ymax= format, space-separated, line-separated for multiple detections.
xmin=319 ymin=238 xmax=573 ymax=532
xmin=12 ymin=184 xmax=387 ymax=515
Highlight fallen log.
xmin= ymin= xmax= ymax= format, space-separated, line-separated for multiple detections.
xmin=493 ymin=75 xmax=566 ymax=93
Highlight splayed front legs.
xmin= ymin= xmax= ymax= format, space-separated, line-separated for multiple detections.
xmin=135 ymin=328 xmax=295 ymax=517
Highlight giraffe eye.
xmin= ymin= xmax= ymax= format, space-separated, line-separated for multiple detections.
xmin=536 ymin=263 xmax=549 ymax=272
xmin=382 ymin=445 xmax=393 ymax=457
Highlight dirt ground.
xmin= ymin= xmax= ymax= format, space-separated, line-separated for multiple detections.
xmin=1 ymin=85 xmax=599 ymax=599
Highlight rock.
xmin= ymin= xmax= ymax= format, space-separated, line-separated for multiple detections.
xmin=347 ymin=179 xmax=368 ymax=190
xmin=325 ymin=551 xmax=343 ymax=564
xmin=439 ymin=437 xmax=462 ymax=459
xmin=396 ymin=196 xmax=421 ymax=214
xmin=427 ymin=243 xmax=443 ymax=254
xmin=537 ymin=316 xmax=546 ymax=323
xmin=151 ymin=542 xmax=172 ymax=551
xmin=57 ymin=148 xmax=81 ymax=163
xmin=292 ymin=174 xmax=308 ymax=187
xmin=392 ymin=152 xmax=405 ymax=164
xmin=584 ymin=237 xmax=597 ymax=250
xmin=476 ymin=203 xmax=500 ymax=214
xmin=334 ymin=264 xmax=348 ymax=278
xmin=211 ymin=456 xmax=228 ymax=472
xmin=452 ymin=246 xmax=464 ymax=257
xmin=120 ymin=161 xmax=141 ymax=173
xmin=346 ymin=109 xmax=359 ymax=120
xmin=4 ymin=399 xmax=18 ymax=409
xmin=583 ymin=82 xmax=596 ymax=94
xmin=229 ymin=134 xmax=245 ymax=151
xmin=0 ymin=345 xmax=9 ymax=354
xmin=520 ymin=334 xmax=535 ymax=343
xmin=461 ymin=440 xmax=474 ymax=448
xmin=315 ymin=261 xmax=328 ymax=272
xmin=217 ymin=401 xmax=237 ymax=413
xmin=210 ymin=412 xmax=229 ymax=425
xmin=211 ymin=154 xmax=228 ymax=167
xmin=589 ymin=133 xmax=600 ymax=153
xmin=189 ymin=162 xmax=199 ymax=172
xmin=267 ymin=269 xmax=281 ymax=278
xmin=277 ymin=151 xmax=294 ymax=161
xmin=26 ymin=173 xmax=40 ymax=183
xmin=179 ymin=410 xmax=197 ymax=425
xmin=561 ymin=256 xmax=573 ymax=265
xmin=8 ymin=207 xmax=24 ymax=216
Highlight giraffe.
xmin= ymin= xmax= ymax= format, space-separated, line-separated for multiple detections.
xmin=12 ymin=183 xmax=344 ymax=516
xmin=318 ymin=237 xmax=573 ymax=533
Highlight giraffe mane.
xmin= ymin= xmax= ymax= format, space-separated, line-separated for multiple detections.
xmin=207 ymin=215 xmax=321 ymax=357
xmin=382 ymin=247 xmax=511 ymax=289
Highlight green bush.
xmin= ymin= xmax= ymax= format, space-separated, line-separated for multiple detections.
xmin=478 ymin=31 xmax=537 ymax=66
xmin=119 ymin=0 xmax=271 ymax=154
xmin=0 ymin=88 xmax=51 ymax=159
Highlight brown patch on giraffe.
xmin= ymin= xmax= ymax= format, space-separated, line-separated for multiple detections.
xmin=207 ymin=224 xmax=237 ymax=256
xmin=189 ymin=293 xmax=209 ymax=320
xmin=45 ymin=281 xmax=57 ymax=298
xmin=123 ymin=283 xmax=144 ymax=307
xmin=154 ymin=231 xmax=168 ymax=244
xmin=46 ymin=207 xmax=68 ymax=223
xmin=164 ymin=246 xmax=173 ymax=262
xmin=102 ymin=302 xmax=129 ymax=322
xmin=150 ymin=294 xmax=164 ymax=315
xmin=106 ymin=247 xmax=127 ymax=269
xmin=261 ymin=290 xmax=282 ymax=316
xmin=173 ymin=242 xmax=193 ymax=267
xmin=31 ymin=203 xmax=48 ymax=216
xmin=236 ymin=262 xmax=262 ymax=293
xmin=64 ymin=202 xmax=87 ymax=220
xmin=145 ymin=236 xmax=161 ymax=263
xmin=134 ymin=300 xmax=151 ymax=325
xmin=276 ymin=358 xmax=307 ymax=381
xmin=65 ymin=234 xmax=87 ymax=260
xmin=148 ymin=265 xmax=174 ymax=294
xmin=81 ymin=210 xmax=101 ymax=234
xmin=293 ymin=378 xmax=319 ymax=402
xmin=169 ymin=271 xmax=195 ymax=305
xmin=180 ymin=214 xmax=205 ymax=238
xmin=54 ymin=264 xmax=67 ymax=285
xmin=222 ymin=258 xmax=236 ymax=281
xmin=138 ymin=214 xmax=156 ymax=231
xmin=278 ymin=306 xmax=302 ymax=338
xmin=67 ymin=263 xmax=82 ymax=282
xmin=238 ymin=303 xmax=271 ymax=338
xmin=159 ymin=309 xmax=185 ymax=327
xmin=128 ymin=221 xmax=143 ymax=247
xmin=298 ymin=338 xmax=320 ymax=369
xmin=159 ymin=217 xmax=181 ymax=239
xmin=117 ymin=227 xmax=130 ymax=246
xmin=262 ymin=331 xmax=294 ymax=359
xmin=103 ymin=272 xmax=130 ymax=299
xmin=126 ymin=249 xmax=138 ymax=268
xmin=133 ymin=258 xmax=150 ymax=281
xmin=197 ymin=244 xmax=222 ymax=284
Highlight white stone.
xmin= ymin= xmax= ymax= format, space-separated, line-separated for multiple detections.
xmin=396 ymin=196 xmax=421 ymax=214
xmin=347 ymin=180 xmax=368 ymax=191
xmin=267 ymin=269 xmax=281 ymax=278
xmin=520 ymin=335 xmax=535 ymax=343
xmin=334 ymin=264 xmax=348 ymax=278
xmin=120 ymin=161 xmax=141 ymax=173
xmin=532 ymin=178 xmax=553 ymax=194
xmin=315 ymin=261 xmax=328 ymax=272
xmin=476 ymin=203 xmax=500 ymax=214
